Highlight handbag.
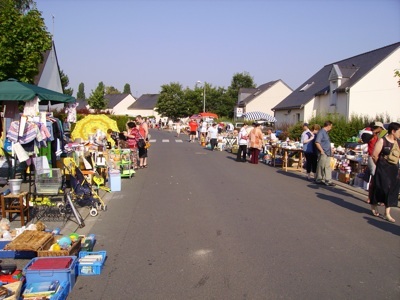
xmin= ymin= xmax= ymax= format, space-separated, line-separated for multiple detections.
xmin=386 ymin=140 xmax=400 ymax=165
xmin=145 ymin=141 xmax=151 ymax=149
xmin=137 ymin=139 xmax=146 ymax=148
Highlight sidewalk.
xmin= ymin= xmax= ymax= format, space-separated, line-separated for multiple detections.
xmin=1 ymin=181 xmax=110 ymax=236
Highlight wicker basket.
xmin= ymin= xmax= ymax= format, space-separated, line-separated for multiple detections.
xmin=4 ymin=231 xmax=53 ymax=252
xmin=37 ymin=236 xmax=82 ymax=257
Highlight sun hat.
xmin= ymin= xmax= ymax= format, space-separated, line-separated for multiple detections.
xmin=373 ymin=121 xmax=385 ymax=129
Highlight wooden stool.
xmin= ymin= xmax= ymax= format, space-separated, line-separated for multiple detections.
xmin=1 ymin=191 xmax=29 ymax=226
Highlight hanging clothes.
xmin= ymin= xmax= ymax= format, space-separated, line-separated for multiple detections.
xmin=23 ymin=96 xmax=40 ymax=116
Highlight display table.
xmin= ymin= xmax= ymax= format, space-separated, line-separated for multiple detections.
xmin=281 ymin=148 xmax=304 ymax=172
xmin=1 ymin=191 xmax=29 ymax=226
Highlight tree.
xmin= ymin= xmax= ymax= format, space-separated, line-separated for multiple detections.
xmin=0 ymin=0 xmax=52 ymax=82
xmin=88 ymin=82 xmax=107 ymax=110
xmin=60 ymin=69 xmax=73 ymax=96
xmin=225 ymin=72 xmax=256 ymax=118
xmin=13 ymin=0 xmax=34 ymax=13
xmin=77 ymin=82 xmax=86 ymax=100
xmin=395 ymin=67 xmax=400 ymax=87
xmin=123 ymin=83 xmax=131 ymax=94
xmin=155 ymin=82 xmax=186 ymax=119
xmin=105 ymin=86 xmax=120 ymax=95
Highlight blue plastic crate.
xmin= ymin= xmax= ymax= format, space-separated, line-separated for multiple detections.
xmin=77 ymin=251 xmax=107 ymax=276
xmin=23 ymin=256 xmax=77 ymax=292
xmin=50 ymin=281 xmax=70 ymax=300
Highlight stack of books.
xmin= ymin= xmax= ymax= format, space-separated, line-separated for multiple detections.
xmin=22 ymin=280 xmax=61 ymax=299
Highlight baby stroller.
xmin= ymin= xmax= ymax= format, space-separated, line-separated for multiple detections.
xmin=65 ymin=162 xmax=107 ymax=217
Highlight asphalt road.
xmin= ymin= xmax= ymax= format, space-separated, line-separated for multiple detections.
xmin=68 ymin=129 xmax=400 ymax=300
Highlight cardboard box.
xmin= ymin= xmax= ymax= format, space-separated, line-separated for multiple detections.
xmin=338 ymin=173 xmax=350 ymax=183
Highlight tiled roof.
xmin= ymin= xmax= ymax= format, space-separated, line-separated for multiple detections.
xmin=273 ymin=42 xmax=400 ymax=110
xmin=238 ymin=80 xmax=281 ymax=106
xmin=104 ymin=93 xmax=131 ymax=108
xmin=128 ymin=94 xmax=159 ymax=109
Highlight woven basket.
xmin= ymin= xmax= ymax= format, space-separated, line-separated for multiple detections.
xmin=4 ymin=231 xmax=53 ymax=251
xmin=38 ymin=236 xmax=82 ymax=257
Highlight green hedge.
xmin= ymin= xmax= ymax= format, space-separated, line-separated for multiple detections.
xmin=286 ymin=113 xmax=389 ymax=147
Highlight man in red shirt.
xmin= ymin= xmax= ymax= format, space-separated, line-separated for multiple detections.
xmin=188 ymin=119 xmax=198 ymax=143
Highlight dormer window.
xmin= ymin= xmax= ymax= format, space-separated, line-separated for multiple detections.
xmin=300 ymin=82 xmax=314 ymax=92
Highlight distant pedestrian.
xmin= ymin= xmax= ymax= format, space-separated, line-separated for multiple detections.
xmin=136 ymin=115 xmax=149 ymax=168
xmin=124 ymin=121 xmax=139 ymax=169
xmin=249 ymin=123 xmax=264 ymax=164
xmin=176 ymin=120 xmax=181 ymax=137
xmin=236 ymin=124 xmax=249 ymax=162
xmin=315 ymin=121 xmax=335 ymax=186
xmin=301 ymin=123 xmax=316 ymax=180
xmin=369 ymin=122 xmax=400 ymax=222
xmin=207 ymin=123 xmax=218 ymax=151
xmin=188 ymin=119 xmax=198 ymax=142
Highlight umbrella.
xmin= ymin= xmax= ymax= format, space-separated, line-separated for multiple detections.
xmin=199 ymin=112 xmax=218 ymax=119
xmin=243 ymin=111 xmax=276 ymax=122
xmin=189 ymin=114 xmax=202 ymax=120
xmin=0 ymin=78 xmax=75 ymax=104
xmin=71 ymin=114 xmax=119 ymax=140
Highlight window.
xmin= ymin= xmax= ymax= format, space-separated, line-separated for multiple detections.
xmin=300 ymin=82 xmax=314 ymax=92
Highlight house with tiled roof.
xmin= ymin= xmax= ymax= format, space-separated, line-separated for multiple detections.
xmin=273 ymin=42 xmax=400 ymax=126
xmin=127 ymin=94 xmax=160 ymax=119
xmin=103 ymin=93 xmax=136 ymax=115
xmin=235 ymin=80 xmax=292 ymax=119
xmin=75 ymin=94 xmax=136 ymax=114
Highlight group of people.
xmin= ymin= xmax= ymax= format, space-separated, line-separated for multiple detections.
xmin=301 ymin=120 xmax=400 ymax=223
xmin=236 ymin=123 xmax=278 ymax=164
xmin=111 ymin=115 xmax=149 ymax=170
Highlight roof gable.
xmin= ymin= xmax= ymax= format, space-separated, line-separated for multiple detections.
xmin=238 ymin=80 xmax=280 ymax=106
xmin=273 ymin=42 xmax=400 ymax=110
xmin=128 ymin=94 xmax=159 ymax=109
xmin=104 ymin=93 xmax=131 ymax=108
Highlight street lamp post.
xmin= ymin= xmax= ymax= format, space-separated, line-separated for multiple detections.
xmin=196 ymin=80 xmax=206 ymax=113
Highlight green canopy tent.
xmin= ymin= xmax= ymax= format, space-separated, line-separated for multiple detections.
xmin=0 ymin=78 xmax=76 ymax=179
xmin=0 ymin=78 xmax=76 ymax=104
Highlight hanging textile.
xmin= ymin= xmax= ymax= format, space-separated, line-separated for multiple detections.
xmin=23 ymin=96 xmax=40 ymax=116
xmin=65 ymin=103 xmax=78 ymax=123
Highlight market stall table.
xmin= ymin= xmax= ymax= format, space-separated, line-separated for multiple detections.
xmin=281 ymin=148 xmax=304 ymax=172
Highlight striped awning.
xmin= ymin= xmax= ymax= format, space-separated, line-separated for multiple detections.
xmin=243 ymin=111 xmax=277 ymax=122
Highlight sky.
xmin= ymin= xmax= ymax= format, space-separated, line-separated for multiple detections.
xmin=35 ymin=0 xmax=400 ymax=98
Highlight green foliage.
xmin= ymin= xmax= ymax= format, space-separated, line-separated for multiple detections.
xmin=155 ymin=82 xmax=187 ymax=120
xmin=123 ymin=83 xmax=131 ymax=94
xmin=77 ymin=82 xmax=86 ymax=100
xmin=286 ymin=113 xmax=380 ymax=146
xmin=395 ymin=66 xmax=400 ymax=87
xmin=105 ymin=86 xmax=120 ymax=94
xmin=88 ymin=82 xmax=107 ymax=110
xmin=225 ymin=72 xmax=256 ymax=118
xmin=60 ymin=69 xmax=73 ymax=96
xmin=0 ymin=0 xmax=52 ymax=82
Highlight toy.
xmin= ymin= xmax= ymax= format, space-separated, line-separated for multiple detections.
xmin=69 ymin=233 xmax=80 ymax=243
xmin=57 ymin=236 xmax=72 ymax=250
xmin=0 ymin=219 xmax=11 ymax=240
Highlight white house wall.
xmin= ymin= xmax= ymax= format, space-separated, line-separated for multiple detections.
xmin=347 ymin=48 xmax=400 ymax=122
xmin=246 ymin=81 xmax=292 ymax=115
xmin=112 ymin=95 xmax=136 ymax=115
xmin=126 ymin=109 xmax=160 ymax=120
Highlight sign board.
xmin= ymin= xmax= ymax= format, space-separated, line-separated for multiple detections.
xmin=236 ymin=107 xmax=243 ymax=117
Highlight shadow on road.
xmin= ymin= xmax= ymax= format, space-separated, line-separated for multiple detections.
xmin=363 ymin=216 xmax=400 ymax=237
